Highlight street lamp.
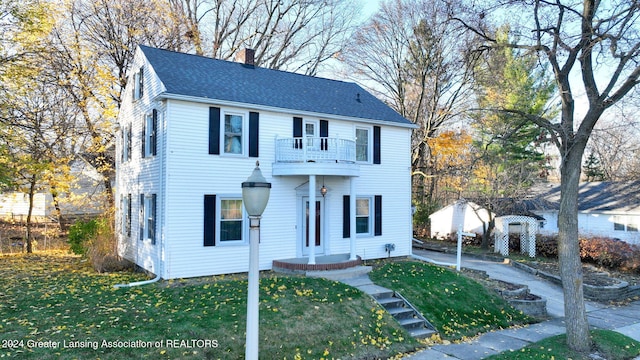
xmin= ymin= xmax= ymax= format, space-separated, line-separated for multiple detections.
xmin=241 ymin=161 xmax=271 ymax=360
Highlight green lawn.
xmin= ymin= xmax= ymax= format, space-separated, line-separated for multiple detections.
xmin=487 ymin=329 xmax=640 ymax=360
xmin=0 ymin=252 xmax=418 ymax=359
xmin=369 ymin=260 xmax=533 ymax=340
xmin=9 ymin=253 xmax=629 ymax=359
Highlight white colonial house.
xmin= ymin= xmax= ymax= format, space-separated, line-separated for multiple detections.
xmin=115 ymin=46 xmax=416 ymax=279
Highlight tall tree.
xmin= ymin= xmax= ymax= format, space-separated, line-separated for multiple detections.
xmin=469 ymin=25 xmax=556 ymax=247
xmin=340 ymin=0 xmax=475 ymax=209
xmin=0 ymin=0 xmax=62 ymax=248
xmin=587 ymin=116 xmax=640 ymax=181
xmin=47 ymin=0 xmax=187 ymax=210
xmin=172 ymin=0 xmax=359 ymax=76
xmin=454 ymin=0 xmax=640 ymax=351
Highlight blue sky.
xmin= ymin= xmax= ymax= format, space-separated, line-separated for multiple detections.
xmin=360 ymin=0 xmax=381 ymax=20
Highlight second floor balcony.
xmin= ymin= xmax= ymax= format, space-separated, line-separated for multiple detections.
xmin=272 ymin=137 xmax=360 ymax=177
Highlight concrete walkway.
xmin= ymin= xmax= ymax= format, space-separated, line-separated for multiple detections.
xmin=399 ymin=249 xmax=640 ymax=359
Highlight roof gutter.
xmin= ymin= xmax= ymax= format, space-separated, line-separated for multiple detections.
xmin=156 ymin=93 xmax=419 ymax=129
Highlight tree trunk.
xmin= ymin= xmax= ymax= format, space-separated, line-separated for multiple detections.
xmin=558 ymin=145 xmax=591 ymax=352
xmin=50 ymin=187 xmax=66 ymax=232
xmin=481 ymin=215 xmax=494 ymax=250
xmin=25 ymin=175 xmax=37 ymax=253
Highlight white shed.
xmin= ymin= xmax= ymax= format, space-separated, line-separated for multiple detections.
xmin=429 ymin=200 xmax=494 ymax=240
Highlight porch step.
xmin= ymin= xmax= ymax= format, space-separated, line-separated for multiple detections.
xmin=409 ymin=327 xmax=437 ymax=339
xmin=377 ymin=296 xmax=405 ymax=308
xmin=387 ymin=307 xmax=415 ymax=319
xmin=398 ymin=317 xmax=426 ymax=329
xmin=373 ymin=290 xmax=438 ymax=339
xmin=306 ymin=266 xmax=372 ymax=281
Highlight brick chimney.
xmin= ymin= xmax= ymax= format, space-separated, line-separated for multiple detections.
xmin=236 ymin=48 xmax=255 ymax=67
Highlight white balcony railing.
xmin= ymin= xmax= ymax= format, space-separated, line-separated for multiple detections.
xmin=275 ymin=137 xmax=356 ymax=163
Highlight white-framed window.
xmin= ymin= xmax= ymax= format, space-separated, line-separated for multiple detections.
xmin=355 ymin=126 xmax=371 ymax=163
xmin=145 ymin=194 xmax=157 ymax=244
xmin=305 ymin=119 xmax=318 ymax=137
xmin=613 ymin=215 xmax=639 ymax=232
xmin=223 ymin=112 xmax=245 ymax=155
xmin=121 ymin=124 xmax=132 ymax=162
xmin=139 ymin=194 xmax=156 ymax=244
xmin=219 ymin=197 xmax=245 ymax=243
xmin=356 ymin=197 xmax=372 ymax=235
xmin=143 ymin=110 xmax=157 ymax=157
xmin=121 ymin=194 xmax=131 ymax=237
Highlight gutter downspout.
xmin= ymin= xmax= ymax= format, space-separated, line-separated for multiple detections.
xmin=113 ymin=274 xmax=160 ymax=289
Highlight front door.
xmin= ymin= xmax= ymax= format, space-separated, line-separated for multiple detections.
xmin=302 ymin=197 xmax=324 ymax=255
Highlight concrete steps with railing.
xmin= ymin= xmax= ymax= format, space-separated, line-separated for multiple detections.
xmin=309 ymin=267 xmax=438 ymax=339
xmin=372 ymin=287 xmax=437 ymax=339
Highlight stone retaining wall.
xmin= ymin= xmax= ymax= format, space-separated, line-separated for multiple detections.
xmin=512 ymin=261 xmax=640 ymax=302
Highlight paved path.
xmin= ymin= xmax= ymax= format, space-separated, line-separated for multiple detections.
xmin=398 ymin=249 xmax=640 ymax=359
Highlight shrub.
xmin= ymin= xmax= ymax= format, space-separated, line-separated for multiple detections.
xmin=413 ymin=201 xmax=439 ymax=238
xmin=68 ymin=211 xmax=130 ymax=273
xmin=534 ymin=234 xmax=640 ymax=273
xmin=67 ymin=219 xmax=99 ymax=255
xmin=536 ymin=235 xmax=559 ymax=258
xmin=579 ymin=236 xmax=634 ymax=269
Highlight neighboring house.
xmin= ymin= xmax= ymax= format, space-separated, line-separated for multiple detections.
xmin=115 ymin=46 xmax=416 ymax=279
xmin=0 ymin=192 xmax=49 ymax=220
xmin=0 ymin=159 xmax=107 ymax=221
xmin=525 ymin=181 xmax=640 ymax=244
xmin=429 ymin=200 xmax=494 ymax=239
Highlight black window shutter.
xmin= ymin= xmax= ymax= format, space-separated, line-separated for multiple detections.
xmin=204 ymin=195 xmax=216 ymax=246
xmin=127 ymin=194 xmax=132 ymax=237
xmin=209 ymin=107 xmax=221 ymax=155
xmin=141 ymin=117 xmax=146 ymax=158
xmin=374 ymin=195 xmax=382 ymax=236
xmin=320 ymin=120 xmax=329 ymax=150
xmin=121 ymin=131 xmax=125 ymax=162
xmin=373 ymin=126 xmax=381 ymax=164
xmin=293 ymin=117 xmax=303 ymax=149
xmin=150 ymin=194 xmax=157 ymax=244
xmin=343 ymin=195 xmax=350 ymax=238
xmin=139 ymin=194 xmax=145 ymax=241
xmin=138 ymin=67 xmax=144 ymax=98
xmin=293 ymin=117 xmax=303 ymax=137
xmin=151 ymin=109 xmax=158 ymax=156
xmin=320 ymin=120 xmax=328 ymax=137
xmin=127 ymin=126 xmax=132 ymax=160
xmin=249 ymin=112 xmax=259 ymax=157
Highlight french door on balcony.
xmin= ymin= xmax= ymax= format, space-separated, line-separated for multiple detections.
xmin=302 ymin=197 xmax=324 ymax=256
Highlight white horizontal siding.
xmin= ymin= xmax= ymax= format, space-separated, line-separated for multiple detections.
xmin=115 ymin=48 xmax=166 ymax=272
xmin=534 ymin=210 xmax=640 ymax=245
xmin=119 ymin=88 xmax=414 ymax=278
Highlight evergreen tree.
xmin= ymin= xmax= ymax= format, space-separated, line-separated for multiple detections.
xmin=583 ymin=152 xmax=606 ymax=181
xmin=471 ymin=25 xmax=556 ymax=195
xmin=469 ymin=25 xmax=557 ymax=247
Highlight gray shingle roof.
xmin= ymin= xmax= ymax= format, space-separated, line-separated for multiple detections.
xmin=529 ymin=181 xmax=640 ymax=213
xmin=139 ymin=45 xmax=413 ymax=126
